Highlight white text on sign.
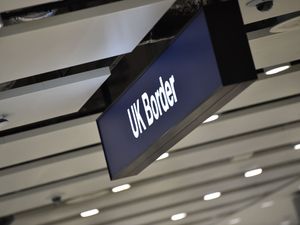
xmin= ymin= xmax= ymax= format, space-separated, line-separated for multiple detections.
xmin=127 ymin=75 xmax=178 ymax=138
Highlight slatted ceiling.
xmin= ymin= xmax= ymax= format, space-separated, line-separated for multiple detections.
xmin=0 ymin=114 xmax=100 ymax=168
xmin=58 ymin=179 xmax=289 ymax=225
xmin=5 ymin=165 xmax=299 ymax=223
xmin=0 ymin=171 xmax=110 ymax=218
xmin=0 ymin=0 xmax=61 ymax=13
xmin=0 ymin=0 xmax=175 ymax=84
xmin=8 ymin=144 xmax=300 ymax=224
xmin=219 ymin=72 xmax=300 ymax=112
xmin=0 ymin=117 xmax=298 ymax=201
xmin=1 ymin=99 xmax=299 ymax=219
xmin=149 ymin=200 xmax=256 ymax=225
xmin=0 ymin=67 xmax=109 ymax=131
xmin=238 ymin=0 xmax=300 ymax=24
xmin=250 ymin=30 xmax=300 ymax=69
xmin=0 ymin=146 xmax=105 ymax=196
xmin=172 ymin=96 xmax=300 ymax=149
xmin=0 ymin=2 xmax=299 ymax=225
xmin=1 ymin=86 xmax=299 ymax=170
xmin=172 ymin=120 xmax=300 ymax=157
xmin=215 ymin=179 xmax=300 ymax=225
xmin=106 ymin=200 xmax=256 ymax=225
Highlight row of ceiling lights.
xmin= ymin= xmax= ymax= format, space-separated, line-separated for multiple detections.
xmin=78 ymin=65 xmax=292 ymax=221
xmin=78 ymin=111 xmax=300 ymax=222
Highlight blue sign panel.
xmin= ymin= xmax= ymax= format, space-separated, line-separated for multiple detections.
xmin=97 ymin=1 xmax=256 ymax=180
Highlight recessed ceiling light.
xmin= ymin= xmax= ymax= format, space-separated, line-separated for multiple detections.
xmin=112 ymin=184 xmax=131 ymax=193
xmin=156 ymin=152 xmax=170 ymax=161
xmin=265 ymin=65 xmax=290 ymax=75
xmin=80 ymin=209 xmax=99 ymax=218
xmin=171 ymin=212 xmax=187 ymax=221
xmin=261 ymin=201 xmax=274 ymax=208
xmin=204 ymin=192 xmax=221 ymax=201
xmin=294 ymin=144 xmax=300 ymax=150
xmin=229 ymin=218 xmax=241 ymax=225
xmin=244 ymin=168 xmax=263 ymax=178
xmin=203 ymin=114 xmax=219 ymax=124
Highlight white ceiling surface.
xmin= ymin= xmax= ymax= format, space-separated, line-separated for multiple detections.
xmin=0 ymin=0 xmax=61 ymax=13
xmin=250 ymin=28 xmax=300 ymax=69
xmin=0 ymin=0 xmax=175 ymax=84
xmin=239 ymin=0 xmax=300 ymax=69
xmin=0 ymin=2 xmax=299 ymax=225
xmin=0 ymin=114 xmax=100 ymax=168
xmin=238 ymin=0 xmax=300 ymax=24
xmin=216 ymin=178 xmax=300 ymax=225
xmin=219 ymin=71 xmax=300 ymax=112
xmin=0 ymin=67 xmax=109 ymax=130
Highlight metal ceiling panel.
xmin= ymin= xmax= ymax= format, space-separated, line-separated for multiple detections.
xmin=0 ymin=136 xmax=297 ymax=200
xmin=238 ymin=0 xmax=300 ymax=24
xmin=220 ymin=72 xmax=300 ymax=112
xmin=0 ymin=67 xmax=109 ymax=130
xmin=250 ymin=30 xmax=300 ymax=69
xmin=0 ymin=114 xmax=99 ymax=168
xmin=3 ymin=131 xmax=300 ymax=218
xmin=0 ymin=0 xmax=61 ymax=13
xmin=0 ymin=146 xmax=105 ymax=196
xmin=174 ymin=96 xmax=300 ymax=149
xmin=0 ymin=0 xmax=175 ymax=84
xmin=152 ymin=200 xmax=255 ymax=225
xmin=215 ymin=178 xmax=300 ymax=225
xmin=51 ymin=180 xmax=289 ymax=225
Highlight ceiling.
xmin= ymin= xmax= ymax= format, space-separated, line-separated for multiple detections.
xmin=0 ymin=0 xmax=300 ymax=225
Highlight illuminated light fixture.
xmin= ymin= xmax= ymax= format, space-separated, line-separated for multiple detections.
xmin=204 ymin=192 xmax=221 ymax=201
xmin=112 ymin=184 xmax=131 ymax=193
xmin=261 ymin=201 xmax=274 ymax=208
xmin=156 ymin=152 xmax=170 ymax=161
xmin=294 ymin=144 xmax=300 ymax=150
xmin=171 ymin=212 xmax=187 ymax=221
xmin=229 ymin=218 xmax=241 ymax=225
xmin=203 ymin=114 xmax=219 ymax=124
xmin=265 ymin=65 xmax=291 ymax=75
xmin=244 ymin=168 xmax=263 ymax=178
xmin=80 ymin=209 xmax=99 ymax=218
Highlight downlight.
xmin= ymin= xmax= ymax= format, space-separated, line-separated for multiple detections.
xmin=171 ymin=212 xmax=187 ymax=221
xmin=156 ymin=152 xmax=169 ymax=161
xmin=244 ymin=168 xmax=263 ymax=178
xmin=204 ymin=192 xmax=221 ymax=201
xmin=80 ymin=209 xmax=99 ymax=218
xmin=264 ymin=64 xmax=291 ymax=75
xmin=112 ymin=184 xmax=131 ymax=193
xmin=203 ymin=114 xmax=219 ymax=124
xmin=294 ymin=144 xmax=300 ymax=150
